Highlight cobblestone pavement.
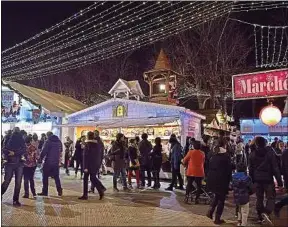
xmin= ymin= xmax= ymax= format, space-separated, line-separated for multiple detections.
xmin=1 ymin=169 xmax=287 ymax=226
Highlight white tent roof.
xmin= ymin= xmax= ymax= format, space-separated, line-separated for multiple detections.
xmin=68 ymin=98 xmax=205 ymax=120
xmin=3 ymin=81 xmax=87 ymax=114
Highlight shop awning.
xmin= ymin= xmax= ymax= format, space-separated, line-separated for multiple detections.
xmin=2 ymin=81 xmax=87 ymax=114
xmin=57 ymin=116 xmax=180 ymax=128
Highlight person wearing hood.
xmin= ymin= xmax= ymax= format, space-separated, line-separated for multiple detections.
xmin=206 ymin=138 xmax=232 ymax=225
xmin=232 ymin=162 xmax=253 ymax=227
xmin=37 ymin=132 xmax=63 ymax=197
xmin=1 ymin=127 xmax=26 ymax=206
xmin=78 ymin=131 xmax=106 ymax=200
xmin=165 ymin=135 xmax=184 ymax=191
xmin=139 ymin=133 xmax=153 ymax=187
xmin=248 ymin=136 xmax=283 ymax=225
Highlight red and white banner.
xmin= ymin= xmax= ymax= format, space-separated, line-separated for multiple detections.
xmin=232 ymin=68 xmax=288 ymax=100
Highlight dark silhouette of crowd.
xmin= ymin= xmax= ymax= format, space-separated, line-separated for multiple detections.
xmin=1 ymin=128 xmax=288 ymax=226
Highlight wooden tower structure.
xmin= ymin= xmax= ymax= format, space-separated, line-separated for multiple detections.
xmin=143 ymin=49 xmax=181 ymax=105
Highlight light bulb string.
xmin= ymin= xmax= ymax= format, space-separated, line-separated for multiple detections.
xmin=1 ymin=1 xmax=132 ymax=61
xmin=3 ymin=3 xmax=229 ymax=77
xmin=5 ymin=6 xmax=231 ymax=81
xmin=3 ymin=1 xmax=212 ymax=74
xmin=232 ymin=1 xmax=288 ymax=12
xmin=2 ymin=1 xmax=184 ymax=69
xmin=228 ymin=18 xmax=288 ymax=28
xmin=1 ymin=1 xmax=100 ymax=54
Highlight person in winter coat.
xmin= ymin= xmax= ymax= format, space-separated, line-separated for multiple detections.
xmin=274 ymin=141 xmax=284 ymax=173
xmin=248 ymin=136 xmax=283 ymax=224
xmin=1 ymin=127 xmax=26 ymax=206
xmin=138 ymin=133 xmax=153 ymax=187
xmin=236 ymin=138 xmax=245 ymax=165
xmin=78 ymin=131 xmax=106 ymax=200
xmin=183 ymin=137 xmax=191 ymax=157
xmin=127 ymin=139 xmax=140 ymax=188
xmin=74 ymin=136 xmax=85 ymax=179
xmin=201 ymin=135 xmax=211 ymax=177
xmin=274 ymin=143 xmax=288 ymax=217
xmin=94 ymin=130 xmax=106 ymax=177
xmin=150 ymin=137 xmax=163 ymax=189
xmin=38 ymin=132 xmax=63 ymax=197
xmin=38 ymin=133 xmax=47 ymax=151
xmin=183 ymin=141 xmax=205 ymax=204
xmin=232 ymin=162 xmax=253 ymax=227
xmin=109 ymin=133 xmax=129 ymax=191
xmin=206 ymin=138 xmax=232 ymax=225
xmin=63 ymin=136 xmax=73 ymax=176
xmin=23 ymin=136 xmax=38 ymax=198
xmin=165 ymin=135 xmax=184 ymax=191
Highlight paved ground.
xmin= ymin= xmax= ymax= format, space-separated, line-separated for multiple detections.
xmin=1 ymin=169 xmax=287 ymax=226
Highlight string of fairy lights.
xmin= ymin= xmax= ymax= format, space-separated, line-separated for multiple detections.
xmin=2 ymin=1 xmax=233 ymax=80
xmin=2 ymin=1 xmax=287 ymax=81
xmin=3 ymin=1 xmax=223 ymax=76
xmin=230 ymin=18 xmax=288 ymax=68
xmin=6 ymin=6 xmax=232 ymax=81
xmin=2 ymin=1 xmax=182 ymax=69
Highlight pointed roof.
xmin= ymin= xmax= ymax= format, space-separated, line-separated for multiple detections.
xmin=108 ymin=79 xmax=145 ymax=98
xmin=154 ymin=49 xmax=171 ymax=70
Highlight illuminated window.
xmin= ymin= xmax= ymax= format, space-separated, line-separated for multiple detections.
xmin=116 ymin=105 xmax=124 ymax=117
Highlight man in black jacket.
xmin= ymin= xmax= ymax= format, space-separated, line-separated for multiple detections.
xmin=249 ymin=136 xmax=283 ymax=224
xmin=1 ymin=127 xmax=26 ymax=206
xmin=139 ymin=133 xmax=152 ymax=187
xmin=274 ymin=143 xmax=288 ymax=217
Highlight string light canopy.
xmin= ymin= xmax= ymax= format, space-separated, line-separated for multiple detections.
xmin=2 ymin=1 xmax=287 ymax=81
xmin=230 ymin=18 xmax=288 ymax=68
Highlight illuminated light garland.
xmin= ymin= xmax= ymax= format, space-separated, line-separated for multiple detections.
xmin=254 ymin=25 xmax=259 ymax=67
xmin=2 ymin=1 xmax=286 ymax=60
xmin=2 ymin=1 xmax=282 ymax=61
xmin=1 ymin=1 xmax=131 ymax=62
xmin=3 ymin=1 xmax=283 ymax=80
xmin=7 ymin=8 xmax=232 ymax=81
xmin=5 ymin=6 xmax=231 ymax=81
xmin=230 ymin=18 xmax=288 ymax=68
xmin=1 ymin=1 xmax=101 ymax=54
xmin=3 ymin=1 xmax=212 ymax=75
xmin=4 ymin=4 xmax=231 ymax=79
xmin=232 ymin=1 xmax=288 ymax=12
xmin=2 ymin=1 xmax=180 ymax=70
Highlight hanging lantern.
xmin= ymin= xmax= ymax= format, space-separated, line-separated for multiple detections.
xmin=259 ymin=104 xmax=282 ymax=126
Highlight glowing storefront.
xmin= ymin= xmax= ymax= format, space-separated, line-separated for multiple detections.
xmin=1 ymin=81 xmax=87 ymax=138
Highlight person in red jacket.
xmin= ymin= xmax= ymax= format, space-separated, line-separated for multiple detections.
xmin=183 ymin=140 xmax=205 ymax=204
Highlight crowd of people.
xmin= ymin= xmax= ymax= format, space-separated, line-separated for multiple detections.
xmin=1 ymin=128 xmax=288 ymax=226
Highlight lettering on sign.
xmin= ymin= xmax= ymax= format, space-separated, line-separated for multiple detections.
xmin=232 ymin=68 xmax=288 ymax=100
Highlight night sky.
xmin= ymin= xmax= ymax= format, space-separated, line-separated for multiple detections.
xmin=2 ymin=1 xmax=288 ymax=119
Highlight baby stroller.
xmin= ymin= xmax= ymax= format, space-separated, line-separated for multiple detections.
xmin=184 ymin=179 xmax=214 ymax=205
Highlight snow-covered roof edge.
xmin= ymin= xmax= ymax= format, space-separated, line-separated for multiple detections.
xmin=67 ymin=98 xmax=206 ymax=120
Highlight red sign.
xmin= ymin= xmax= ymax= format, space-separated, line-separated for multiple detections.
xmin=232 ymin=68 xmax=288 ymax=100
